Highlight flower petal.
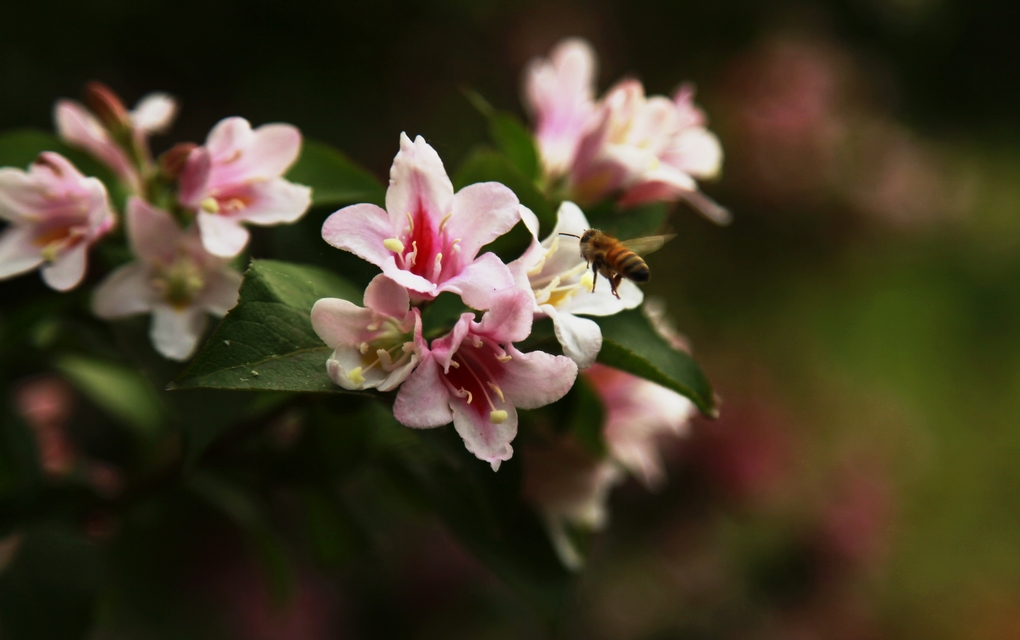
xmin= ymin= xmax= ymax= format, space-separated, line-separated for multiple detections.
xmin=497 ymin=346 xmax=578 ymax=410
xmin=437 ymin=252 xmax=515 ymax=311
xmin=563 ymin=277 xmax=642 ymax=316
xmin=0 ymin=226 xmax=44 ymax=278
xmin=325 ymin=346 xmax=387 ymax=390
xmin=362 ymin=274 xmax=410 ymax=320
xmin=127 ymin=197 xmax=182 ymax=265
xmin=473 ymin=289 xmax=534 ymax=344
xmin=543 ymin=305 xmax=603 ymax=368
xmin=150 ymin=305 xmax=207 ymax=361
xmin=92 ymin=262 xmax=156 ymax=318
xmin=233 ymin=177 xmax=311 ymax=225
xmin=197 ymin=266 xmax=242 ymax=316
xmin=446 ymin=181 xmax=520 ymax=260
xmin=197 ymin=211 xmax=250 ymax=258
xmin=393 ymin=355 xmax=455 ymax=428
xmin=321 ymin=202 xmax=394 ymax=271
xmin=310 ymin=298 xmax=373 ymax=349
xmin=384 ymin=133 xmax=454 ymax=232
xmin=53 ymin=100 xmax=137 ymax=187
xmin=130 ymin=93 xmax=178 ymax=134
xmin=41 ymin=243 xmax=87 ymax=291
xmin=450 ymin=398 xmax=517 ymax=471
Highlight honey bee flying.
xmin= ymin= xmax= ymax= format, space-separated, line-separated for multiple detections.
xmin=560 ymin=229 xmax=675 ymax=299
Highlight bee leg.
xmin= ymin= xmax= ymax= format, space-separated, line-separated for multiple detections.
xmin=610 ymin=273 xmax=622 ymax=299
xmin=589 ymin=262 xmax=598 ymax=293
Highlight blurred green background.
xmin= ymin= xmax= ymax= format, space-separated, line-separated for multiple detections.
xmin=3 ymin=0 xmax=1020 ymax=638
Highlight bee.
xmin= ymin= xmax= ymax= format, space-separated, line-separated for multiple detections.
xmin=560 ymin=229 xmax=675 ymax=299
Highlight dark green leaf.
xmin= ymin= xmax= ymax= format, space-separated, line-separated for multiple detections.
xmin=286 ymin=139 xmax=385 ymax=208
xmin=54 ymin=354 xmax=164 ymax=437
xmin=463 ymin=89 xmax=541 ymax=181
xmin=594 ymin=309 xmax=717 ymax=417
xmin=454 ymin=148 xmax=556 ymax=234
xmin=420 ymin=291 xmax=473 ymax=339
xmin=584 ymin=200 xmax=670 ymax=239
xmin=567 ymin=376 xmax=607 ymax=457
xmin=171 ymin=260 xmax=361 ymax=392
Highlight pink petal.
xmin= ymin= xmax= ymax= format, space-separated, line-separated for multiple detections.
xmin=472 ymin=289 xmax=533 ymax=344
xmin=450 ymin=397 xmax=517 ymax=471
xmin=150 ymin=305 xmax=207 ymax=361
xmin=204 ymin=117 xmax=251 ymax=160
xmin=362 ymin=274 xmax=410 ymax=320
xmin=384 ymin=133 xmax=454 ymax=232
xmin=429 ymin=313 xmax=474 ymax=373
xmin=379 ymin=256 xmax=439 ymax=295
xmin=234 ymin=177 xmax=311 ymax=225
xmin=321 ymin=202 xmax=394 ymax=271
xmin=496 ymin=346 xmax=577 ymax=410
xmin=310 ymin=298 xmax=373 ymax=349
xmin=437 ymin=252 xmax=515 ymax=311
xmin=130 ymin=93 xmax=178 ymax=134
xmin=393 ymin=355 xmax=455 ymax=428
xmin=92 ymin=263 xmax=156 ymax=318
xmin=445 ymin=181 xmax=520 ymax=260
xmin=53 ymin=101 xmax=137 ymax=187
xmin=127 ymin=197 xmax=183 ymax=265
xmin=0 ymin=226 xmax=44 ymax=278
xmin=178 ymin=148 xmax=212 ymax=208
xmin=41 ymin=243 xmax=87 ymax=291
xmin=666 ymin=128 xmax=723 ymax=178
xmin=197 ymin=211 xmax=250 ymax=258
xmin=243 ymin=123 xmax=303 ymax=179
xmin=197 ymin=267 xmax=242 ymax=316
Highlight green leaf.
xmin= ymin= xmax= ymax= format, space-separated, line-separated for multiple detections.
xmin=286 ymin=139 xmax=385 ymax=207
xmin=54 ymin=354 xmax=164 ymax=437
xmin=454 ymin=148 xmax=556 ymax=233
xmin=583 ymin=200 xmax=670 ymax=239
xmin=420 ymin=291 xmax=473 ymax=339
xmin=463 ymin=89 xmax=540 ymax=180
xmin=171 ymin=260 xmax=361 ymax=392
xmin=594 ymin=309 xmax=717 ymax=417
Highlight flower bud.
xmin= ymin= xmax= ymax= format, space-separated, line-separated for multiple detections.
xmin=158 ymin=142 xmax=197 ymax=180
xmin=83 ymin=81 xmax=129 ymax=131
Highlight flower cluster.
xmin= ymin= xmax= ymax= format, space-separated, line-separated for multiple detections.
xmin=524 ymin=39 xmax=729 ymax=223
xmin=0 ymin=82 xmax=311 ymax=359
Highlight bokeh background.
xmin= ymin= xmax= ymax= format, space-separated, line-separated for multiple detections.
xmin=3 ymin=0 xmax=1020 ymax=638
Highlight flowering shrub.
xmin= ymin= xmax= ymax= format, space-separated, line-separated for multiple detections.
xmin=0 ymin=37 xmax=727 ymax=631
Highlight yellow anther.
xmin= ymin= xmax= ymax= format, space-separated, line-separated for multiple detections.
xmin=438 ymin=211 xmax=453 ymax=233
xmin=496 ymin=354 xmax=512 ymax=363
xmin=200 ymin=197 xmax=220 ymax=213
xmin=40 ymin=245 xmax=58 ymax=262
xmin=359 ymin=342 xmax=370 ymax=354
xmin=405 ymin=212 xmax=414 ymax=234
xmin=580 ymin=272 xmax=595 ymax=292
xmin=451 ymin=238 xmax=462 ymax=253
xmin=347 ymin=367 xmax=366 ymax=385
xmin=489 ymin=410 xmax=509 ymax=424
xmin=460 ymin=388 xmax=473 ymax=404
xmin=449 ymin=359 xmax=460 ymax=368
xmin=383 ymin=238 xmax=405 ymax=253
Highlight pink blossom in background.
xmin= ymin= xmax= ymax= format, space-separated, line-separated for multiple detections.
xmin=0 ymin=152 xmax=115 ymax=291
xmin=92 ymin=197 xmax=242 ymax=360
xmin=510 ymin=201 xmax=642 ymax=368
xmin=523 ymin=38 xmax=598 ymax=179
xmin=311 ymin=275 xmax=422 ymax=391
xmin=14 ymin=376 xmax=77 ymax=478
xmin=523 ymin=439 xmax=622 ymax=569
xmin=524 ymin=38 xmax=726 ymax=221
xmin=393 ymin=291 xmax=577 ymax=470
xmin=179 ymin=117 xmax=312 ymax=258
xmin=322 ymin=133 xmax=520 ymax=310
xmin=584 ymin=364 xmax=695 ymax=489
xmin=55 ymin=86 xmax=178 ymax=192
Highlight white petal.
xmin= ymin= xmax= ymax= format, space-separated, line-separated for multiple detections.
xmin=41 ymin=244 xmax=87 ymax=291
xmin=543 ymin=305 xmax=603 ymax=369
xmin=197 ymin=266 xmax=242 ymax=316
xmin=0 ymin=226 xmax=44 ymax=279
xmin=197 ymin=211 xmax=250 ymax=258
xmin=150 ymin=305 xmax=207 ymax=361
xmin=92 ymin=262 xmax=156 ymax=318
xmin=130 ymin=93 xmax=178 ymax=134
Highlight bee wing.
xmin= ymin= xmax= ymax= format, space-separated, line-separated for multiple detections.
xmin=622 ymin=234 xmax=676 ymax=256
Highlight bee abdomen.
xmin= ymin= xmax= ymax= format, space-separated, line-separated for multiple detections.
xmin=617 ymin=250 xmax=650 ymax=282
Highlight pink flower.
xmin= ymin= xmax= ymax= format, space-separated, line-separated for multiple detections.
xmin=510 ymin=201 xmax=642 ymax=368
xmin=322 ymin=133 xmax=520 ymax=310
xmin=523 ymin=38 xmax=598 ymax=179
xmin=179 ymin=117 xmax=312 ymax=258
xmin=310 ymin=275 xmax=422 ymax=391
xmin=393 ymin=291 xmax=577 ymax=470
xmin=0 ymin=152 xmax=115 ymax=291
xmin=583 ymin=364 xmax=695 ymax=489
xmin=523 ymin=439 xmax=622 ymax=569
xmin=524 ymin=39 xmax=727 ymax=221
xmin=92 ymin=197 xmax=242 ymax=360
xmin=55 ymin=89 xmax=178 ymax=192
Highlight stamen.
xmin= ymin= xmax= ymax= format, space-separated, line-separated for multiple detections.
xmin=383 ymin=238 xmax=405 ymax=253
xmin=438 ymin=211 xmax=453 ymax=233
xmin=458 ymin=388 xmax=473 ymax=404
xmin=366 ymin=321 xmax=380 ymax=331
xmin=347 ymin=367 xmax=366 ymax=385
xmin=407 ymin=241 xmax=418 ymax=268
xmin=490 ymin=410 xmax=509 ymax=424
xmin=359 ymin=342 xmax=370 ymax=354
xmin=487 ymin=381 xmax=505 ymax=402
xmin=449 ymin=360 xmax=460 ymax=368
xmin=450 ymin=238 xmax=461 ymax=254
xmin=496 ymin=354 xmax=512 ymax=363
xmin=405 ymin=212 xmax=414 ymax=235
xmin=454 ymin=354 xmax=499 ymax=412
xmin=200 ymin=197 xmax=220 ymax=213
xmin=580 ymin=272 xmax=595 ymax=292
xmin=432 ymin=253 xmax=443 ymax=280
